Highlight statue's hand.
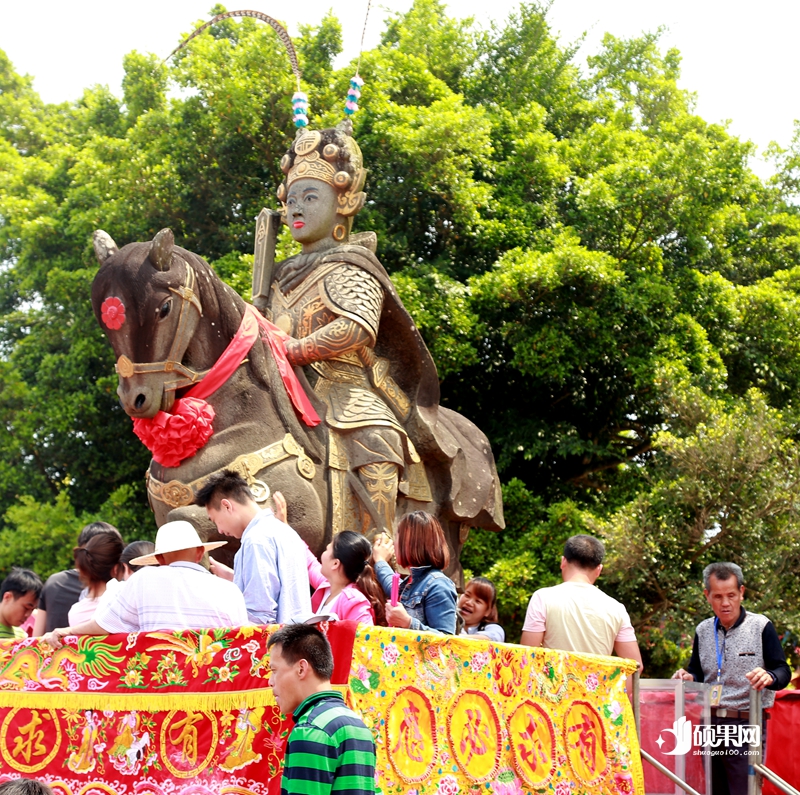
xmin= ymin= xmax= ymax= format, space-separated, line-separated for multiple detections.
xmin=253 ymin=295 xmax=270 ymax=316
xmin=284 ymin=338 xmax=304 ymax=366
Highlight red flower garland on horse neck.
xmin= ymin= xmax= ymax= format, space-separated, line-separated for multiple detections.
xmin=131 ymin=305 xmax=319 ymax=469
xmin=133 ymin=397 xmax=215 ymax=468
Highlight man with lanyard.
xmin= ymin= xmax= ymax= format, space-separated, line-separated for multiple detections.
xmin=673 ymin=562 xmax=790 ymax=795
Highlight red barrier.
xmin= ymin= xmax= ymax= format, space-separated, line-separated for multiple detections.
xmin=639 ymin=689 xmax=707 ymax=795
xmin=764 ymin=690 xmax=800 ymax=793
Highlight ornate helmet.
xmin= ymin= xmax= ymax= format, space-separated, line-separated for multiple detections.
xmin=276 ymin=119 xmax=367 ymax=241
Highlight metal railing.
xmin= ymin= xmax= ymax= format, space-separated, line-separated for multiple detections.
xmin=632 ymin=674 xmax=798 ymax=795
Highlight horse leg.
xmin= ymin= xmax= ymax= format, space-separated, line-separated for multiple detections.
xmin=252 ymin=458 xmax=328 ymax=556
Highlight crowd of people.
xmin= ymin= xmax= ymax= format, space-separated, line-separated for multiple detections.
xmin=0 ymin=470 xmax=785 ymax=795
xmin=6 ymin=471 xmax=505 ymax=645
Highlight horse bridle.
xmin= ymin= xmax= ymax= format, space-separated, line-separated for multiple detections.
xmin=114 ymin=264 xmax=209 ymax=394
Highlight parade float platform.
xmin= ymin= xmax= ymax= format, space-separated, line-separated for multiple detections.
xmin=0 ymin=623 xmax=643 ymax=795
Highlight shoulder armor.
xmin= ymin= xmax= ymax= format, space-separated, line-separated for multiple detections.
xmin=321 ymin=263 xmax=383 ymax=342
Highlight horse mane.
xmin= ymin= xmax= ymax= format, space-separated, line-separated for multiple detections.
xmin=179 ymin=246 xmax=327 ymax=464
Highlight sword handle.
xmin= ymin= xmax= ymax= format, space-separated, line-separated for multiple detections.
xmin=252 ymin=208 xmax=282 ymax=315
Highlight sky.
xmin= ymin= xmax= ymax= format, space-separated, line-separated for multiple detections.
xmin=1 ymin=0 xmax=798 ymax=178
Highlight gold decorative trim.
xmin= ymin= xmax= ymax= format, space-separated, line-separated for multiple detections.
xmin=287 ymin=150 xmax=336 ymax=188
xmin=148 ymin=434 xmax=316 ymax=509
xmin=0 ymin=685 xmax=348 ymax=713
xmin=116 ymin=355 xmax=134 ymax=378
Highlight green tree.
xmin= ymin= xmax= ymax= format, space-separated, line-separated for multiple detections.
xmin=2 ymin=2 xmax=800 ymax=671
xmin=599 ymin=386 xmax=800 ymax=675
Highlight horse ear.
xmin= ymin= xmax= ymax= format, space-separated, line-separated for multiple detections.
xmin=150 ymin=228 xmax=175 ymax=272
xmin=93 ymin=230 xmax=118 ymax=265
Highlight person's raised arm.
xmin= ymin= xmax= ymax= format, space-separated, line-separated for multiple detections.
xmin=372 ymin=534 xmax=396 ymax=597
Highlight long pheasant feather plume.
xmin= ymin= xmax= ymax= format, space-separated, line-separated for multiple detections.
xmin=165 ymin=9 xmax=302 ymax=89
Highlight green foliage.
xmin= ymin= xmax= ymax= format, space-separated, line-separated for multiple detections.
xmin=2 ymin=1 xmax=800 ymax=674
xmin=0 ymin=492 xmax=81 ymax=580
xmin=0 ymin=484 xmax=154 ymax=582
xmin=599 ymin=386 xmax=800 ymax=675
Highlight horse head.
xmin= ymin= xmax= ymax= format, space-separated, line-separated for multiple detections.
xmin=91 ymin=228 xmax=236 ymax=419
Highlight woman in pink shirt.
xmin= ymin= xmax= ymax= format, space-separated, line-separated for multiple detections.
xmin=306 ymin=531 xmax=385 ymax=625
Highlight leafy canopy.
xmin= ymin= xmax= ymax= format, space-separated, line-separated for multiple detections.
xmin=2 ymin=2 xmax=800 ymax=672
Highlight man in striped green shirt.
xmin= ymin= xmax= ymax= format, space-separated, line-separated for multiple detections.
xmin=268 ymin=624 xmax=377 ymax=795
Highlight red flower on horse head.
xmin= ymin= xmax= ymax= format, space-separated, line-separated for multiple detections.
xmin=101 ymin=297 xmax=126 ymax=330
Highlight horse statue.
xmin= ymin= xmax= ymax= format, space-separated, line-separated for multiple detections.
xmin=91 ymin=223 xmax=503 ymax=579
xmin=91 ymin=227 xmax=330 ymax=564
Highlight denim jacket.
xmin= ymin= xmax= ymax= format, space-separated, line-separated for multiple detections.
xmin=375 ymin=560 xmax=457 ymax=634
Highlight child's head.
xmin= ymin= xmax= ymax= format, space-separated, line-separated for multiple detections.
xmin=458 ymin=577 xmax=499 ymax=628
xmin=321 ymin=531 xmax=387 ymax=624
xmin=395 ymin=511 xmax=450 ymax=570
xmin=0 ymin=567 xmax=43 ymax=628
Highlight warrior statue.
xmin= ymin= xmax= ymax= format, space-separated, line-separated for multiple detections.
xmin=254 ymin=119 xmax=504 ymax=541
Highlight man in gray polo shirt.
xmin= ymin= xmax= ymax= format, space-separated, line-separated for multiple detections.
xmin=673 ymin=562 xmax=790 ymax=795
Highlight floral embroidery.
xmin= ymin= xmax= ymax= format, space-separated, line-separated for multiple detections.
xmin=382 ymin=643 xmax=399 ymax=666
xmin=603 ymin=700 xmax=624 ymax=725
xmin=438 ymin=774 xmax=460 ymax=795
xmin=470 ymin=651 xmax=490 ymax=673
xmin=614 ymin=772 xmax=634 ymax=795
xmin=555 ymin=781 xmax=572 ymax=795
xmin=585 ymin=673 xmax=599 ymax=692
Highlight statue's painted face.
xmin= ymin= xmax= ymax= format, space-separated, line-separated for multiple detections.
xmin=286 ymin=177 xmax=339 ymax=248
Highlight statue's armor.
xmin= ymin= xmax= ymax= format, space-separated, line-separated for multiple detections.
xmin=270 ymin=259 xmax=412 ymax=535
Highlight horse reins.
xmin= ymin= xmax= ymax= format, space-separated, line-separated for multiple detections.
xmin=114 ymin=265 xmax=209 ymax=394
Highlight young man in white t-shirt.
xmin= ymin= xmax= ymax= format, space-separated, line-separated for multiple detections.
xmin=520 ymin=534 xmax=643 ymax=673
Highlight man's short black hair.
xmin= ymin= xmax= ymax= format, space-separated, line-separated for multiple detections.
xmin=563 ymin=534 xmax=605 ymax=570
xmin=1 ymin=568 xmax=43 ymax=600
xmin=194 ymin=469 xmax=255 ymax=509
xmin=268 ymin=624 xmax=334 ymax=680
xmin=77 ymin=521 xmax=122 ymax=547
xmin=703 ymin=562 xmax=744 ymax=590
xmin=0 ymin=780 xmax=54 ymax=795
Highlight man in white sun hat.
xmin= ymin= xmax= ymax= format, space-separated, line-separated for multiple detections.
xmin=43 ymin=521 xmax=249 ymax=646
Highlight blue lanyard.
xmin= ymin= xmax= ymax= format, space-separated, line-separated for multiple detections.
xmin=713 ymin=617 xmax=726 ymax=682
